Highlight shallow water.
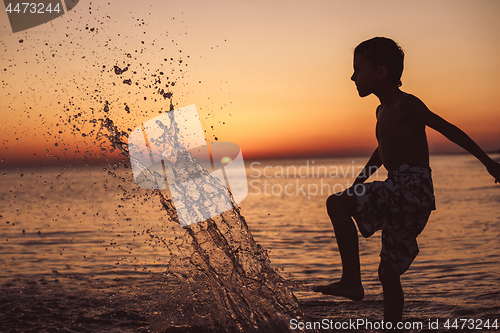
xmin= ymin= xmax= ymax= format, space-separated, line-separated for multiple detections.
xmin=1 ymin=156 xmax=302 ymax=332
xmin=1 ymin=154 xmax=500 ymax=332
xmin=242 ymin=154 xmax=500 ymax=329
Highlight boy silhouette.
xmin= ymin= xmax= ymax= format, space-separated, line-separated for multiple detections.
xmin=314 ymin=37 xmax=500 ymax=322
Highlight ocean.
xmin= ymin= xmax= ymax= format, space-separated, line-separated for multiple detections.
xmin=1 ymin=153 xmax=499 ymax=332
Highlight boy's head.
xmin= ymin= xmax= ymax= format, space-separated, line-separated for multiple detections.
xmin=354 ymin=37 xmax=404 ymax=87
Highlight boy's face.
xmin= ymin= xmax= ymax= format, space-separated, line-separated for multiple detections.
xmin=351 ymin=54 xmax=378 ymax=97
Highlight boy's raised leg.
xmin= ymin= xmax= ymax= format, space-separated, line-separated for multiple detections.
xmin=314 ymin=191 xmax=364 ymax=301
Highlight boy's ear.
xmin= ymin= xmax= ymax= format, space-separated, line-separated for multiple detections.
xmin=377 ymin=65 xmax=388 ymax=80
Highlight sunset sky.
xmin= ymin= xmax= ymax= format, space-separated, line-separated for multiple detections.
xmin=1 ymin=0 xmax=499 ymax=167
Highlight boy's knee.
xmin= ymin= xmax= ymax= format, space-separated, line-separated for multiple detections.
xmin=326 ymin=192 xmax=355 ymax=216
xmin=326 ymin=194 xmax=339 ymax=208
xmin=326 ymin=194 xmax=342 ymax=216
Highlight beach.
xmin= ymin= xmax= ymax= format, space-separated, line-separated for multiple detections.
xmin=1 ymin=153 xmax=499 ymax=332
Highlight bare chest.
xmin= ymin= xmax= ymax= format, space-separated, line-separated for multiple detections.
xmin=376 ymin=108 xmax=405 ymax=140
xmin=375 ymin=106 xmax=425 ymax=144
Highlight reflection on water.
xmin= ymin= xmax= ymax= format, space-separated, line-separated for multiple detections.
xmin=1 ymin=162 xmax=301 ymax=332
xmin=243 ymin=154 xmax=500 ymax=325
xmin=1 ymin=154 xmax=500 ymax=332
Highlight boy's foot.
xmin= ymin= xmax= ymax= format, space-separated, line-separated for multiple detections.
xmin=313 ymin=280 xmax=364 ymax=301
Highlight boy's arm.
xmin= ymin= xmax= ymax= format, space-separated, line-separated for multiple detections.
xmin=353 ymin=148 xmax=383 ymax=185
xmin=408 ymin=98 xmax=500 ymax=183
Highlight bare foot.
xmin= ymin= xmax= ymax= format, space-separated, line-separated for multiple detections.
xmin=313 ymin=280 xmax=364 ymax=302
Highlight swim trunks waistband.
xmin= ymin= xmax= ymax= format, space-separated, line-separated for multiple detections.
xmin=388 ymin=163 xmax=431 ymax=177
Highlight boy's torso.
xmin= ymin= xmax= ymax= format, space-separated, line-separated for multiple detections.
xmin=376 ymin=92 xmax=430 ymax=173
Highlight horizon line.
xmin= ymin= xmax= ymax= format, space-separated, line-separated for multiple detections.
xmin=2 ymin=149 xmax=499 ymax=170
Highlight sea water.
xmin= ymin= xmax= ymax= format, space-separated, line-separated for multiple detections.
xmin=1 ymin=153 xmax=499 ymax=332
xmin=242 ymin=155 xmax=500 ymax=329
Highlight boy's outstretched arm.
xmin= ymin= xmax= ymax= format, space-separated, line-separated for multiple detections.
xmin=352 ymin=148 xmax=383 ymax=186
xmin=408 ymin=97 xmax=500 ymax=183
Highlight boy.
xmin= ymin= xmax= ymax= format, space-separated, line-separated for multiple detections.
xmin=314 ymin=37 xmax=500 ymax=322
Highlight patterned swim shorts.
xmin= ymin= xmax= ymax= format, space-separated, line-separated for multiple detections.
xmin=353 ymin=164 xmax=436 ymax=275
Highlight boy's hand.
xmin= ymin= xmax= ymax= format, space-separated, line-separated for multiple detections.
xmin=486 ymin=160 xmax=500 ymax=183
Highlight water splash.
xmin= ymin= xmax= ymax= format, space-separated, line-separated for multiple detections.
xmin=97 ymin=101 xmax=302 ymax=332
xmin=2 ymin=3 xmax=303 ymax=329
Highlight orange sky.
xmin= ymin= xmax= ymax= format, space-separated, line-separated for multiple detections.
xmin=1 ymin=0 xmax=499 ymax=167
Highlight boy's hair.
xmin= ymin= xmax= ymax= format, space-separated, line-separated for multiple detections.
xmin=354 ymin=37 xmax=404 ymax=87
